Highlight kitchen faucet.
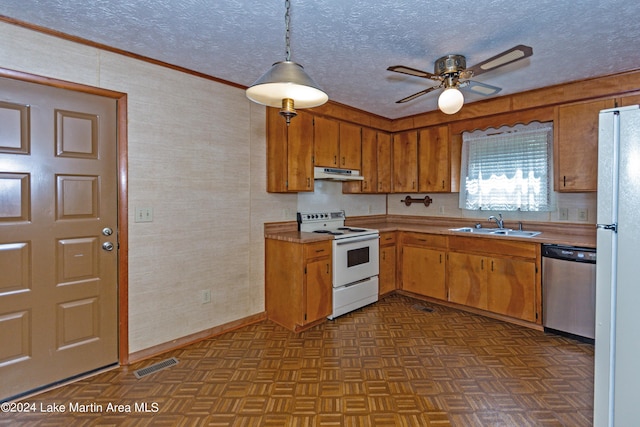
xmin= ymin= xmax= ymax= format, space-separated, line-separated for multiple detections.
xmin=488 ymin=213 xmax=504 ymax=229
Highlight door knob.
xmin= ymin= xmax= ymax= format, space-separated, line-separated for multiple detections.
xmin=102 ymin=242 xmax=115 ymax=251
xmin=102 ymin=227 xmax=113 ymax=236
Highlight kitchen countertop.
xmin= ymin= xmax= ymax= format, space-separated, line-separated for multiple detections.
xmin=264 ymin=215 xmax=597 ymax=248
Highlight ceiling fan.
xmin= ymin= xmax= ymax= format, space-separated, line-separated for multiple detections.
xmin=387 ymin=44 xmax=533 ymax=114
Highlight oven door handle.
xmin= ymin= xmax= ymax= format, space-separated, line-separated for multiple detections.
xmin=335 ymin=235 xmax=380 ymax=245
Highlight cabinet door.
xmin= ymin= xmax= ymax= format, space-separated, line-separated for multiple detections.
xmin=402 ymin=246 xmax=446 ymax=300
xmin=418 ymin=126 xmax=450 ymax=192
xmin=344 ymin=127 xmax=376 ymax=194
xmin=392 ymin=130 xmax=418 ymax=192
xmin=266 ymin=108 xmax=314 ymax=192
xmin=555 ymin=99 xmax=614 ymax=191
xmin=447 ymin=252 xmax=488 ymax=310
xmin=314 ymin=116 xmax=340 ymax=167
xmin=619 ymin=94 xmax=640 ymax=106
xmin=379 ymin=244 xmax=397 ymax=295
xmin=305 ymin=257 xmax=332 ymax=323
xmin=288 ymin=111 xmax=315 ymax=191
xmin=488 ymin=257 xmax=537 ymax=322
xmin=377 ymin=132 xmax=392 ymax=193
xmin=339 ymin=122 xmax=362 ymax=170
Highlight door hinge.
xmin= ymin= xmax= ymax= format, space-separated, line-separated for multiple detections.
xmin=304 ymin=266 xmax=307 ymax=274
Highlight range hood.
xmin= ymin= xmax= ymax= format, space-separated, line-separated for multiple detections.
xmin=314 ymin=167 xmax=364 ymax=181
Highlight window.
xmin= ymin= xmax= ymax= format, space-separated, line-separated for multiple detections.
xmin=459 ymin=122 xmax=553 ymax=212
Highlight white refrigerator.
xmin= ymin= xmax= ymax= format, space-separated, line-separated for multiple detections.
xmin=594 ymin=105 xmax=640 ymax=426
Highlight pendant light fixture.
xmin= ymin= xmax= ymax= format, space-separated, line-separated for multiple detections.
xmin=246 ymin=0 xmax=328 ymax=125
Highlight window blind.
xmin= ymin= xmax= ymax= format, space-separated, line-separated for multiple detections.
xmin=459 ymin=122 xmax=553 ymax=211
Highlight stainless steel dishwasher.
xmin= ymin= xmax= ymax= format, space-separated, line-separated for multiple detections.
xmin=542 ymin=244 xmax=597 ymax=342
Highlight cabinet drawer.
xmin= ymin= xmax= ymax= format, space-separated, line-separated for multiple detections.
xmin=448 ymin=236 xmax=537 ymax=259
xmin=400 ymin=232 xmax=447 ymax=249
xmin=304 ymin=241 xmax=331 ymax=259
xmin=379 ymin=232 xmax=397 ymax=246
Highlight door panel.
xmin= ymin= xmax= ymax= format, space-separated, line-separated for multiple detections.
xmin=0 ymin=77 xmax=118 ymax=400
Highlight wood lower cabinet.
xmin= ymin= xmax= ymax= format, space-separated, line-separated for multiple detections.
xmin=447 ymin=236 xmax=540 ymax=324
xmin=399 ymin=232 xmax=447 ymax=300
xmin=265 ymin=239 xmax=332 ymax=331
xmin=447 ymin=251 xmax=487 ymax=310
xmin=379 ymin=232 xmax=397 ymax=295
xmin=487 ymin=257 xmax=537 ymax=322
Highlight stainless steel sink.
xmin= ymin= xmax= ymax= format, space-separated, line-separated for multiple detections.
xmin=449 ymin=227 xmax=541 ymax=238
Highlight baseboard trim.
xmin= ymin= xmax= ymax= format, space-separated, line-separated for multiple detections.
xmin=127 ymin=311 xmax=267 ymax=364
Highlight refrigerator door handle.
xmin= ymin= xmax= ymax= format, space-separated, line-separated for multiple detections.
xmin=597 ymin=223 xmax=618 ymax=233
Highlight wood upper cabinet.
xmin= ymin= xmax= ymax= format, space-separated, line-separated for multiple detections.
xmin=343 ymin=128 xmax=391 ymax=194
xmin=266 ymin=108 xmax=314 ymax=192
xmin=555 ymin=98 xmax=614 ymax=192
xmin=392 ymin=130 xmax=418 ymax=192
xmin=418 ymin=125 xmax=451 ymax=192
xmin=313 ymin=117 xmax=361 ymax=170
xmin=447 ymin=236 xmax=540 ymax=324
xmin=339 ymin=122 xmax=362 ymax=170
xmin=379 ymin=232 xmax=397 ymax=295
xmin=619 ymin=94 xmax=640 ymax=106
xmin=377 ymin=132 xmax=392 ymax=193
xmin=399 ymin=232 xmax=447 ymax=300
xmin=313 ymin=116 xmax=340 ymax=167
xmin=265 ymin=239 xmax=332 ymax=332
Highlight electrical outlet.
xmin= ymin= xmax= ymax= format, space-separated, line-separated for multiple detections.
xmin=134 ymin=207 xmax=153 ymax=223
xmin=201 ymin=289 xmax=211 ymax=304
xmin=577 ymin=208 xmax=588 ymax=221
xmin=439 ymin=206 xmax=446 ymax=214
xmin=559 ymin=208 xmax=569 ymax=221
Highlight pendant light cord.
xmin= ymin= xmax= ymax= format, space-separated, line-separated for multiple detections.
xmin=284 ymin=0 xmax=291 ymax=61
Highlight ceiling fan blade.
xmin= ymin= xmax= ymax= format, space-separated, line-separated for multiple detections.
xmin=461 ymin=80 xmax=502 ymax=96
xmin=395 ymin=86 xmax=441 ymax=103
xmin=465 ymin=44 xmax=533 ymax=77
xmin=387 ymin=65 xmax=439 ymax=80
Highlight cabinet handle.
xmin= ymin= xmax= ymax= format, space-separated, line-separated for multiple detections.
xmin=382 ymin=251 xmax=386 ymax=260
xmin=326 ymin=263 xmax=330 ymax=274
xmin=491 ymin=260 xmax=494 ymax=272
xmin=307 ymin=177 xmax=311 ymax=188
xmin=363 ymin=181 xmax=368 ymax=190
xmin=342 ymin=156 xmax=345 ymax=166
xmin=439 ymin=253 xmax=442 ymax=263
xmin=412 ymin=181 xmax=416 ymax=189
xmin=315 ymin=249 xmax=326 ymax=253
xmin=334 ymin=155 xmax=337 ymax=165
xmin=442 ymin=180 xmax=445 ymax=189
xmin=481 ymin=259 xmax=484 ymax=270
xmin=563 ymin=176 xmax=566 ymax=187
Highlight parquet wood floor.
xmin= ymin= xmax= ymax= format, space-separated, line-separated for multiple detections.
xmin=1 ymin=294 xmax=594 ymax=426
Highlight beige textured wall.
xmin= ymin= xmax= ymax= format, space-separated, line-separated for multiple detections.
xmin=0 ymin=21 xmax=295 ymax=353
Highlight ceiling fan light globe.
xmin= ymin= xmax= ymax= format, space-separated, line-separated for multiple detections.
xmin=438 ymin=87 xmax=464 ymax=114
xmin=246 ymin=61 xmax=328 ymax=108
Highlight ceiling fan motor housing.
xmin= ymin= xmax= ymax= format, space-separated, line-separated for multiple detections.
xmin=434 ymin=54 xmax=466 ymax=75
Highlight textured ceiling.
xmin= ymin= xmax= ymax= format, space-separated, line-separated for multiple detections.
xmin=2 ymin=0 xmax=640 ymax=119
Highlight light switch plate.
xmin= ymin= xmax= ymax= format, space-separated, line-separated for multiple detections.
xmin=577 ymin=208 xmax=588 ymax=221
xmin=135 ymin=207 xmax=153 ymax=223
xmin=559 ymin=208 xmax=569 ymax=221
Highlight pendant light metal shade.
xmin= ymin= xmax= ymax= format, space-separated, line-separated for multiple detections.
xmin=246 ymin=61 xmax=328 ymax=108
